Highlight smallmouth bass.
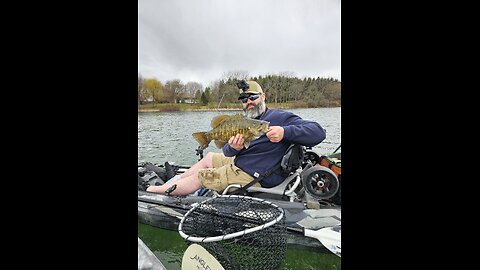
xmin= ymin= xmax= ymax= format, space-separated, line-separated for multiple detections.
xmin=192 ymin=114 xmax=270 ymax=150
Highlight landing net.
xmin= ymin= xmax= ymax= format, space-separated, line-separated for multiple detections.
xmin=178 ymin=195 xmax=287 ymax=270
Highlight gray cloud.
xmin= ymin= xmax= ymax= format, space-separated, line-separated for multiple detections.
xmin=138 ymin=0 xmax=341 ymax=87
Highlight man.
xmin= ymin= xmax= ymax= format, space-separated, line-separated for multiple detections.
xmin=146 ymin=80 xmax=326 ymax=195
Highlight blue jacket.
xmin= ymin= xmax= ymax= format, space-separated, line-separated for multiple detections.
xmin=222 ymin=108 xmax=326 ymax=188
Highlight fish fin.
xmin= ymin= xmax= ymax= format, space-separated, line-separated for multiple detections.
xmin=211 ymin=115 xmax=231 ymax=128
xmin=192 ymin=132 xmax=211 ymax=150
xmin=211 ymin=114 xmax=244 ymax=128
xmin=244 ymin=141 xmax=250 ymax=149
xmin=214 ymin=139 xmax=227 ymax=149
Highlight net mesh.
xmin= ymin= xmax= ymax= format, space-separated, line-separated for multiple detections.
xmin=179 ymin=195 xmax=287 ymax=270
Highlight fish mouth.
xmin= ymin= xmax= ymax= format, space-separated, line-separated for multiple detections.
xmin=259 ymin=120 xmax=270 ymax=126
xmin=261 ymin=120 xmax=270 ymax=132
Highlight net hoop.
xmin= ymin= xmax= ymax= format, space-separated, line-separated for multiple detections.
xmin=178 ymin=195 xmax=284 ymax=243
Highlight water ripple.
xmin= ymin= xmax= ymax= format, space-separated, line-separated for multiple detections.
xmin=138 ymin=108 xmax=340 ymax=165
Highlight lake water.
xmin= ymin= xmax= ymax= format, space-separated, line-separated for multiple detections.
xmin=138 ymin=107 xmax=341 ymax=166
xmin=138 ymin=107 xmax=341 ymax=270
xmin=138 ymin=222 xmax=341 ymax=270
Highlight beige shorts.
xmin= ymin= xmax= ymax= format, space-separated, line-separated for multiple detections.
xmin=198 ymin=152 xmax=259 ymax=192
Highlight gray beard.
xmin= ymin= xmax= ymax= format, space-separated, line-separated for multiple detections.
xmin=244 ymin=100 xmax=266 ymax=119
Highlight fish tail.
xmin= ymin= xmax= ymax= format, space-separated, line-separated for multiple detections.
xmin=192 ymin=132 xmax=211 ymax=150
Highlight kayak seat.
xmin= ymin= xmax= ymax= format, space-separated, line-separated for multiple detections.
xmin=222 ymin=167 xmax=304 ymax=201
xmin=222 ymin=144 xmax=308 ymax=202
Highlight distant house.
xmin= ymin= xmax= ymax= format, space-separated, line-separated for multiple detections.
xmin=177 ymin=98 xmax=197 ymax=104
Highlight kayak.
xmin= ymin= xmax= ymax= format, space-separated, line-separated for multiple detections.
xmin=138 ymin=145 xmax=341 ymax=250
xmin=138 ymin=189 xmax=341 ymax=249
xmin=312 ymin=225 xmax=341 ymax=257
xmin=138 ymin=237 xmax=167 ymax=270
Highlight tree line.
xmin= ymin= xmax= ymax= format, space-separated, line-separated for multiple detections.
xmin=138 ymin=72 xmax=341 ymax=107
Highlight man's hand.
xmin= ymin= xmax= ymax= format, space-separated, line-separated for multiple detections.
xmin=266 ymin=126 xmax=284 ymax=143
xmin=228 ymin=134 xmax=244 ymax=151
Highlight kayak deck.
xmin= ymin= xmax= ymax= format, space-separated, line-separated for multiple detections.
xmin=138 ymin=191 xmax=341 ymax=249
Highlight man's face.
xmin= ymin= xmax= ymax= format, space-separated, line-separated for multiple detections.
xmin=242 ymin=93 xmax=266 ymax=118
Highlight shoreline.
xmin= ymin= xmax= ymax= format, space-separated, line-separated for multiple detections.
xmin=138 ymin=108 xmax=242 ymax=112
xmin=137 ymin=105 xmax=334 ymax=113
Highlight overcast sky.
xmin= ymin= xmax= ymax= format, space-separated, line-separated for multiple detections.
xmin=138 ymin=0 xmax=341 ymax=87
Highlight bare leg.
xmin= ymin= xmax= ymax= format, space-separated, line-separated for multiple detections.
xmin=146 ymin=173 xmax=202 ymax=195
xmin=146 ymin=152 xmax=215 ymax=195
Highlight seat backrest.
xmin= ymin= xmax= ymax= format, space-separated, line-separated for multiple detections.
xmin=280 ymin=144 xmax=305 ymax=175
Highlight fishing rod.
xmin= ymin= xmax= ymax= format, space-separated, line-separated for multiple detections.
xmin=216 ymin=92 xmax=225 ymax=112
xmin=333 ymin=144 xmax=341 ymax=153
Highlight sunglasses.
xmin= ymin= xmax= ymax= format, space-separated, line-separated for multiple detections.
xmin=239 ymin=94 xmax=260 ymax=103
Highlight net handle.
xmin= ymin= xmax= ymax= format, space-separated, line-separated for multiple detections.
xmin=178 ymin=195 xmax=284 ymax=243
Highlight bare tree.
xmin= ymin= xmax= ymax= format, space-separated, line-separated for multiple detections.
xmin=138 ymin=74 xmax=145 ymax=105
xmin=164 ymin=79 xmax=185 ymax=103
xmin=208 ymin=79 xmax=222 ymax=102
xmin=279 ymin=71 xmax=295 ymax=78
xmin=222 ymin=70 xmax=249 ymax=82
xmin=185 ymin=81 xmax=203 ymax=100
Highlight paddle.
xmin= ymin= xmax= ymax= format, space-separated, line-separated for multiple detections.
xmin=287 ymin=225 xmax=341 ymax=257
xmin=151 ymin=203 xmax=341 ymax=257
xmin=145 ymin=206 xmax=226 ymax=269
xmin=181 ymin=243 xmax=225 ymax=270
